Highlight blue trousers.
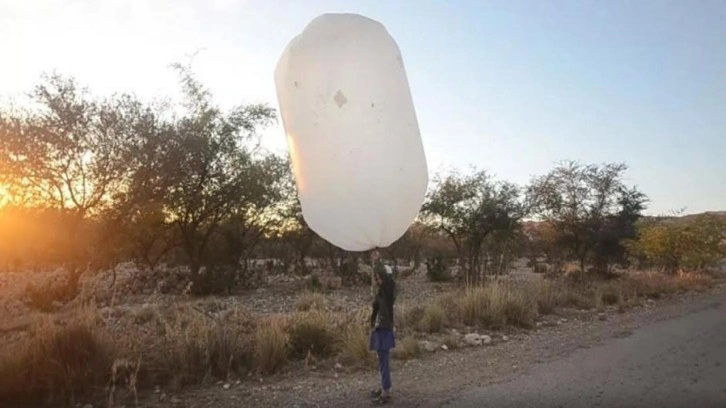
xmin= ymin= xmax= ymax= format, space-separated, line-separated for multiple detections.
xmin=370 ymin=329 xmax=395 ymax=391
xmin=377 ymin=349 xmax=392 ymax=391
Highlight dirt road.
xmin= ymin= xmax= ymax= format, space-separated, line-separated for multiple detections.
xmin=442 ymin=291 xmax=726 ymax=408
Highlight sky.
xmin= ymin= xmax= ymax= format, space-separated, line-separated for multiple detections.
xmin=1 ymin=0 xmax=724 ymax=215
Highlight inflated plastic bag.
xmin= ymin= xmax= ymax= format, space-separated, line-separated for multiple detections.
xmin=275 ymin=13 xmax=428 ymax=252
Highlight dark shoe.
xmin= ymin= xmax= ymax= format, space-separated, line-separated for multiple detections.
xmin=371 ymin=394 xmax=391 ymax=405
xmin=370 ymin=389 xmax=382 ymax=398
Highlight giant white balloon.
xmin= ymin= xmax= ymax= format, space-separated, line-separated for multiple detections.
xmin=275 ymin=13 xmax=428 ymax=252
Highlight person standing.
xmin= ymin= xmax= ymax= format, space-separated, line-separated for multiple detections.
xmin=369 ymin=249 xmax=396 ymax=405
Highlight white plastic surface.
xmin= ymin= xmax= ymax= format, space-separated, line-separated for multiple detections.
xmin=275 ymin=13 xmax=428 ymax=252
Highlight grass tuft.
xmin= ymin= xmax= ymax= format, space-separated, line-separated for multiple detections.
xmin=418 ymin=303 xmax=447 ymax=333
xmin=287 ymin=311 xmax=337 ymax=359
xmin=254 ymin=316 xmax=289 ymax=375
xmin=392 ymin=336 xmax=421 ymax=360
xmin=295 ymin=292 xmax=327 ymax=312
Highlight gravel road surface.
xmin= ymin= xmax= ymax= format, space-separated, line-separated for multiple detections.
xmin=442 ymin=291 xmax=726 ymax=408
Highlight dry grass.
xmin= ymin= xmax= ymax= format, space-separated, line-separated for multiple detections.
xmin=394 ymin=303 xmax=425 ymax=333
xmin=598 ymin=282 xmax=631 ymax=306
xmin=501 ymin=287 xmax=538 ymax=329
xmin=459 ymin=286 xmax=498 ymax=327
xmin=529 ymin=280 xmax=566 ymax=315
xmin=442 ymin=333 xmax=460 ymax=350
xmin=149 ymin=305 xmax=253 ymax=387
xmin=622 ymin=271 xmax=713 ymax=299
xmin=418 ymin=303 xmax=446 ymax=333
xmin=392 ymin=336 xmax=421 ymax=360
xmin=673 ymin=272 xmax=714 ymax=292
xmin=563 ymin=286 xmax=601 ymax=310
xmin=1 ymin=267 xmax=718 ymax=405
xmin=624 ymin=272 xmax=678 ymax=299
xmin=287 ymin=311 xmax=337 ymax=359
xmin=295 ymin=292 xmax=327 ymax=312
xmin=437 ymin=292 xmax=464 ymax=325
xmin=339 ymin=323 xmax=375 ymax=367
xmin=459 ymin=282 xmax=537 ymax=329
xmin=0 ymin=307 xmax=114 ymax=406
xmin=254 ymin=316 xmax=289 ymax=375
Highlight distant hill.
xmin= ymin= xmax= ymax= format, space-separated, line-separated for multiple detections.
xmin=522 ymin=211 xmax=726 ymax=230
xmin=642 ymin=211 xmax=726 ymax=224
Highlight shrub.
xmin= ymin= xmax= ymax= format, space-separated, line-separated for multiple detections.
xmin=563 ymin=287 xmax=600 ymax=310
xmin=533 ymin=262 xmax=549 ymax=274
xmin=626 ymin=272 xmax=678 ymax=299
xmin=599 ymin=283 xmax=624 ymax=306
xmin=308 ymin=273 xmax=323 ymax=292
xmin=392 ymin=336 xmax=421 ymax=360
xmin=418 ymin=303 xmax=446 ymax=333
xmin=24 ymin=282 xmax=73 ymax=312
xmin=254 ymin=317 xmax=289 ymax=375
xmin=674 ymin=272 xmax=713 ymax=292
xmin=394 ymin=303 xmax=424 ymax=333
xmin=426 ymin=256 xmax=450 ymax=282
xmin=0 ymin=311 xmax=114 ymax=406
xmin=288 ymin=311 xmax=336 ymax=358
xmin=189 ymin=265 xmax=237 ymax=296
xmin=295 ymin=292 xmax=327 ymax=312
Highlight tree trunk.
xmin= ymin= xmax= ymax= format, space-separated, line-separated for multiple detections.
xmin=498 ymin=251 xmax=505 ymax=276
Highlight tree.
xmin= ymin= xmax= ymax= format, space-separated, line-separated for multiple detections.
xmin=423 ymin=168 xmax=525 ymax=282
xmin=385 ymin=221 xmax=430 ymax=269
xmin=526 ymin=161 xmax=647 ymax=275
xmin=122 ymin=63 xmax=281 ymax=294
xmin=522 ymin=221 xmax=565 ymax=272
xmin=630 ymin=213 xmax=726 ymax=274
xmin=276 ymin=197 xmax=315 ymax=274
xmin=590 ymin=186 xmax=647 ymax=274
xmin=0 ymin=74 xmax=136 ymax=293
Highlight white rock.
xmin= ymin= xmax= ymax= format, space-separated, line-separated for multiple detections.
xmin=420 ymin=340 xmax=437 ymax=352
xmin=501 ymin=335 xmax=509 ymax=341
xmin=464 ymin=333 xmax=483 ymax=347
xmin=223 ymin=383 xmax=231 ymax=390
xmin=481 ymin=335 xmax=492 ymax=345
xmin=441 ymin=344 xmax=449 ymax=351
xmin=335 ymin=362 xmax=343 ymax=370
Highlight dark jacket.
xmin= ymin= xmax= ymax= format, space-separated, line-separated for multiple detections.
xmin=371 ymin=273 xmax=396 ymax=330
